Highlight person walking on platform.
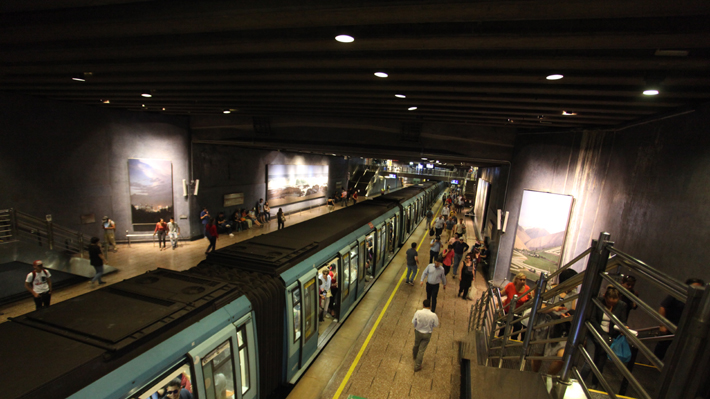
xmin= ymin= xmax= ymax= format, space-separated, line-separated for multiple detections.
xmin=167 ymin=217 xmax=181 ymax=249
xmin=405 ymin=242 xmax=419 ymax=285
xmin=205 ymin=218 xmax=218 ymax=253
xmin=101 ymin=216 xmax=118 ymax=252
xmin=412 ymin=298 xmax=439 ymax=372
xmin=153 ymin=218 xmax=168 ymax=250
xmin=426 ymin=208 xmax=434 ymax=228
xmin=433 ymin=215 xmax=445 ymax=238
xmin=451 ymin=235 xmax=469 ymax=280
xmin=89 ymin=237 xmax=107 ymax=286
xmin=457 ymin=253 xmax=476 ymax=300
xmin=25 ymin=260 xmax=52 ymax=310
xmin=429 ymin=236 xmax=441 ymax=264
xmin=420 ymin=257 xmax=447 ymax=313
xmin=277 ymin=208 xmax=285 ymax=230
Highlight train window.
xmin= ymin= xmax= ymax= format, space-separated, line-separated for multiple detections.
xmin=292 ymin=287 xmax=301 ymax=343
xmin=236 ymin=327 xmax=251 ymax=395
xmin=348 ymin=245 xmax=358 ymax=290
xmin=359 ymin=240 xmax=367 ymax=280
xmin=130 ymin=361 xmax=194 ymax=399
xmin=303 ymin=278 xmax=317 ymax=341
xmin=201 ymin=340 xmax=236 ymax=399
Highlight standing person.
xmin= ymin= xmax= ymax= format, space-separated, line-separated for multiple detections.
xmin=167 ymin=217 xmax=181 ymax=250
xmin=441 ymin=244 xmax=455 ymax=276
xmin=412 ymin=299 xmax=439 ymax=372
xmin=351 ymin=190 xmax=358 ymax=205
xmin=451 ymin=235 xmax=469 ymax=280
xmin=500 ymin=273 xmax=531 ymax=338
xmin=341 ymin=189 xmax=348 ymax=207
xmin=205 ymin=218 xmax=218 ymax=254
xmin=426 ymin=208 xmax=434 ymax=228
xmin=25 ymin=260 xmax=52 ymax=310
xmin=455 ymin=218 xmax=466 ymax=241
xmin=433 ymin=215 xmax=445 ymax=238
xmin=200 ymin=208 xmax=210 ymax=237
xmin=444 ymin=216 xmax=455 ymax=242
xmin=654 ymin=277 xmax=705 ymax=360
xmin=457 ymin=253 xmax=476 ymax=300
xmin=420 ymin=257 xmax=447 ymax=313
xmin=429 ymin=236 xmax=441 ymax=264
xmin=277 ymin=208 xmax=285 ymax=230
xmin=589 ymin=286 xmax=628 ymax=390
xmin=153 ymin=218 xmax=168 ymax=251
xmin=619 ymin=275 xmax=639 ymax=320
xmin=101 ymin=216 xmax=118 ymax=252
xmin=88 ymin=236 xmax=107 ymax=285
xmin=319 ymin=269 xmax=332 ymax=319
xmin=441 ymin=204 xmax=450 ymax=219
xmin=405 ymin=242 xmax=419 ymax=286
xmin=257 ymin=199 xmax=266 ymax=224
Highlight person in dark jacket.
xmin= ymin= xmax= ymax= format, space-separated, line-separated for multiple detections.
xmin=205 ymin=218 xmax=218 ymax=254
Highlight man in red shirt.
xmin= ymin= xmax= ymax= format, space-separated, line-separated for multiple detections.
xmin=500 ymin=272 xmax=531 ymax=339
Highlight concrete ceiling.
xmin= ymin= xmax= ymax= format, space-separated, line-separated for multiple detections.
xmin=2 ymin=1 xmax=710 ymax=135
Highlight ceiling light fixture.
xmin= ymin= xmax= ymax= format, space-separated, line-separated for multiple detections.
xmin=101 ymin=99 xmax=110 ymax=104
xmin=507 ymin=118 xmax=514 ymax=123
xmin=223 ymin=109 xmax=231 ymax=114
xmin=335 ymin=35 xmax=354 ymax=43
xmin=421 ymin=157 xmax=427 ymax=160
xmin=141 ymin=92 xmax=152 ymax=98
xmin=374 ymin=72 xmax=388 ymax=78
xmin=562 ymin=111 xmax=577 ymax=116
xmin=72 ymin=75 xmax=85 ymax=82
xmin=162 ymin=107 xmax=166 ymax=111
xmin=395 ymin=94 xmax=406 ymax=98
xmin=408 ymin=106 xmax=417 ymax=111
xmin=546 ymin=74 xmax=564 ymax=80
xmin=643 ymin=89 xmax=659 ymax=96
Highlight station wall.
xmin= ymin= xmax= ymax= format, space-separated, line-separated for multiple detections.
xmin=494 ymin=103 xmax=710 ymax=322
xmin=0 ymin=93 xmax=193 ymax=241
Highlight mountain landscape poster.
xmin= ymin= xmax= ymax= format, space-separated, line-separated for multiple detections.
xmin=510 ymin=190 xmax=573 ymax=281
xmin=267 ymin=164 xmax=329 ymax=207
xmin=128 ymin=159 xmax=174 ymax=225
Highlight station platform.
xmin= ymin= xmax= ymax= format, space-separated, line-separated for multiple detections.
xmin=0 ymin=200 xmax=356 ymax=322
xmin=288 ymin=194 xmax=487 ymax=399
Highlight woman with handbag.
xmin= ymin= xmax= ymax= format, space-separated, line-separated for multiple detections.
xmin=457 ymin=253 xmax=475 ymax=300
xmin=587 ymin=285 xmax=628 ymax=389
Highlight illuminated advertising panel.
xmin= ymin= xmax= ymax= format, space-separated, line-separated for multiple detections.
xmin=267 ymin=164 xmax=329 ymax=206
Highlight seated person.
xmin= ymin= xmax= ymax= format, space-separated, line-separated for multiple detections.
xmin=162 ymin=378 xmax=192 ymax=399
xmin=230 ymin=210 xmax=242 ymax=232
xmin=327 ymin=196 xmax=336 ymax=207
xmin=216 ymin=212 xmax=233 ymax=236
xmin=263 ymin=201 xmax=272 ymax=222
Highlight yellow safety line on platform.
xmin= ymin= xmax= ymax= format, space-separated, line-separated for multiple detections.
xmin=333 ymin=197 xmax=445 ymax=399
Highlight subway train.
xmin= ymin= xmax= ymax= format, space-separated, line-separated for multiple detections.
xmin=1 ymin=181 xmax=446 ymax=399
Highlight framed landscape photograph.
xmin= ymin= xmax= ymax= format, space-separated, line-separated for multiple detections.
xmin=510 ymin=190 xmax=574 ymax=281
xmin=128 ymin=158 xmax=174 ymax=225
xmin=267 ymin=164 xmax=329 ymax=207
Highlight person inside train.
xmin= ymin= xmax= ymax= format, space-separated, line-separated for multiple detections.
xmin=162 ymin=378 xmax=192 ymax=399
xmin=319 ymin=269 xmax=332 ymax=319
xmin=329 ymin=264 xmax=339 ymax=319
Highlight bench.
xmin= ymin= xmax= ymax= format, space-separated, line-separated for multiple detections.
xmin=125 ymin=232 xmax=157 ymax=247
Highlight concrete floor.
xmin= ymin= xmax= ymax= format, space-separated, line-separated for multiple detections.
xmin=289 ymin=194 xmax=487 ymax=399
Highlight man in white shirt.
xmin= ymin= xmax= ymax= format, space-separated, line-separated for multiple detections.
xmin=25 ymin=260 xmax=52 ymax=310
xmin=319 ymin=269 xmax=332 ymax=318
xmin=420 ymin=258 xmax=447 ymax=313
xmin=412 ymin=299 xmax=439 ymax=371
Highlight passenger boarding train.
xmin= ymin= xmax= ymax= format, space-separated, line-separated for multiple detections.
xmin=1 ymin=182 xmax=446 ymax=399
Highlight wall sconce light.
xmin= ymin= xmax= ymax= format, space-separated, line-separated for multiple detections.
xmin=183 ymin=179 xmax=200 ymax=197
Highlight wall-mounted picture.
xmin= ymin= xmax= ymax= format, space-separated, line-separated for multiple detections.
xmin=473 ymin=178 xmax=490 ymax=235
xmin=128 ymin=158 xmax=174 ymax=225
xmin=267 ymin=165 xmax=329 ymax=206
xmin=510 ymin=190 xmax=574 ymax=280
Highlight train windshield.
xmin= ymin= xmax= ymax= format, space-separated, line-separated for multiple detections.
xmin=131 ymin=361 xmax=194 ymax=399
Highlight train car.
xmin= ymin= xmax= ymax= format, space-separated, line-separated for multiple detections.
xmin=0 ymin=181 xmax=446 ymax=399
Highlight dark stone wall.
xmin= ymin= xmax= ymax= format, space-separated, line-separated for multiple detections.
xmin=191 ymin=143 xmax=350 ymax=236
xmin=475 ymin=165 xmax=510 ymax=281
xmin=0 ymin=93 xmax=192 ymax=240
xmin=495 ymin=103 xmax=710 ymax=324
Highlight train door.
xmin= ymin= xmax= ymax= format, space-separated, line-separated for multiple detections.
xmin=357 ymin=236 xmax=367 ymax=297
xmin=286 ymin=282 xmax=302 ymax=381
xmin=339 ymin=244 xmax=358 ymax=316
xmin=317 ymin=258 xmax=339 ymax=338
xmin=188 ymin=313 xmax=258 ymax=399
xmin=298 ymin=270 xmax=318 ymax=366
xmin=376 ymin=223 xmax=385 ymax=274
xmin=386 ymin=217 xmax=396 ymax=262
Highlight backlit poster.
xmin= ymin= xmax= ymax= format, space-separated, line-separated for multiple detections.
xmin=267 ymin=165 xmax=329 ymax=206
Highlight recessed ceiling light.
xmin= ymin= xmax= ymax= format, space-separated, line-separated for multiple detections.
xmin=72 ymin=75 xmax=85 ymax=82
xmin=141 ymin=93 xmax=152 ymax=98
xmin=408 ymin=106 xmax=417 ymax=111
xmin=395 ymin=94 xmax=406 ymax=98
xmin=507 ymin=118 xmax=514 ymax=123
xmin=562 ymin=111 xmax=577 ymax=116
xmin=421 ymin=157 xmax=427 ymax=160
xmin=223 ymin=109 xmax=231 ymax=114
xmin=162 ymin=107 xmax=166 ymax=111
xmin=546 ymin=74 xmax=564 ymax=80
xmin=335 ymin=35 xmax=354 ymax=43
xmin=374 ymin=72 xmax=388 ymax=78
xmin=643 ymin=89 xmax=659 ymax=96
xmin=101 ymin=99 xmax=110 ymax=104
xmin=141 ymin=104 xmax=145 ymax=107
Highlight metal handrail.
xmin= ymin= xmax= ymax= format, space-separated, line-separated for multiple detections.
xmin=547 ymin=247 xmax=593 ymax=281
xmin=607 ymin=246 xmax=687 ymax=301
xmin=0 ymin=208 xmax=86 ymax=257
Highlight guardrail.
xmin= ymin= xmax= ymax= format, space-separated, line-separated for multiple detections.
xmin=471 ymin=231 xmax=709 ymax=399
xmin=382 ymin=165 xmax=468 ymax=178
xmin=0 ymin=208 xmax=87 ymax=257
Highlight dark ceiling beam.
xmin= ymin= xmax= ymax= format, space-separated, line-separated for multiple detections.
xmin=5 ymin=33 xmax=710 ymax=63
xmin=2 ymin=0 xmax=709 ymax=42
xmin=3 ymin=56 xmax=709 ymax=74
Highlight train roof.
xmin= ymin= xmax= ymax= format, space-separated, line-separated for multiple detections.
xmin=206 ymin=199 xmax=399 ymax=274
xmin=1 ymin=268 xmax=274 ymax=399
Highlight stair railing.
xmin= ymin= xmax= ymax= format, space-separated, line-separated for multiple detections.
xmin=0 ymin=208 xmax=86 ymax=258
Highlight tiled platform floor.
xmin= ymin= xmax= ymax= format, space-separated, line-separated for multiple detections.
xmin=289 ymin=194 xmax=487 ymax=399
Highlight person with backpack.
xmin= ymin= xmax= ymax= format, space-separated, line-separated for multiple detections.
xmin=25 ymin=260 xmax=52 ymax=310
